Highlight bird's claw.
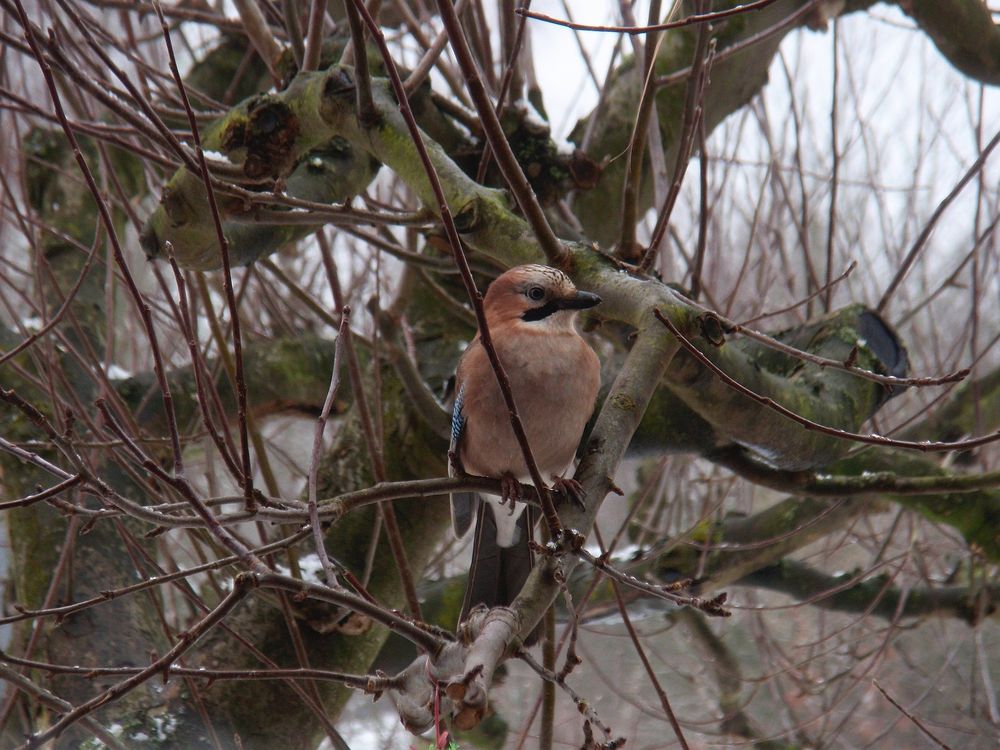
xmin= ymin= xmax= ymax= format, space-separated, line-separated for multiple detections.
xmin=500 ymin=473 xmax=523 ymax=513
xmin=552 ymin=476 xmax=586 ymax=511
xmin=448 ymin=450 xmax=466 ymax=476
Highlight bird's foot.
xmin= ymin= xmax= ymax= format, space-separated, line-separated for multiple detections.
xmin=500 ymin=473 xmax=523 ymax=514
xmin=448 ymin=450 xmax=466 ymax=476
xmin=552 ymin=476 xmax=586 ymax=511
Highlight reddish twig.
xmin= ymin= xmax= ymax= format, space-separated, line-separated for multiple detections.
xmin=0 ymin=473 xmax=84 ymax=511
xmin=824 ymin=20 xmax=840 ymax=312
xmin=281 ymin=0 xmax=305 ymax=68
xmin=474 ymin=0 xmax=532 ymax=185
xmin=641 ymin=18 xmax=715 ymax=272
xmin=877 ymin=126 xmax=1000 ymax=313
xmin=872 ymin=680 xmax=953 ymax=750
xmin=0 ymin=665 xmax=127 ymax=750
xmin=739 ymin=260 xmax=856 ymax=325
xmin=317 ymin=233 xmax=423 ymax=619
xmin=231 ymin=0 xmax=282 ymax=83
xmin=0 ymin=223 xmax=103 ymax=367
xmin=93 ymin=399 xmax=265 ymax=567
xmin=602 ymin=549 xmax=691 ymax=749
xmin=165 ymin=254 xmax=245 ymax=484
xmin=699 ymin=305 xmax=970 ymax=389
xmin=575 ymin=547 xmax=726 ymax=616
xmin=617 ymin=0 xmax=664 ymax=260
xmin=0 ymin=652 xmax=394 ymax=690
xmin=308 ymin=310 xmax=351 ymax=585
xmin=348 ymin=0 xmax=565 ymax=541
xmin=402 ymin=0 xmax=471 ymax=94
xmin=711 ymin=447 xmax=1000 ymax=499
xmin=11 ymin=0 xmax=187 ymax=478
xmin=254 ymin=572 xmax=445 ymax=654
xmin=154 ymin=3 xmax=257 ymax=507
xmin=0 ymin=515 xmax=81 ymax=732
xmin=690 ymin=113 xmax=709 ymax=298
xmin=23 ymin=576 xmax=253 ymax=747
xmin=656 ymin=0 xmax=822 ymax=89
xmin=0 ymin=530 xmax=310 ymax=628
xmin=434 ymin=0 xmax=568 ymax=267
xmin=517 ymin=650 xmax=620 ymax=744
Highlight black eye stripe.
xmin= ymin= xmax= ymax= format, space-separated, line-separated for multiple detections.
xmin=522 ymin=300 xmax=561 ymax=321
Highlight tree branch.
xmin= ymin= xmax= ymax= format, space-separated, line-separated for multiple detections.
xmin=895 ymin=0 xmax=1000 ymax=86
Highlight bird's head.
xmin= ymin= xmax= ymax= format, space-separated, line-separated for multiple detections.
xmin=482 ymin=264 xmax=601 ymax=329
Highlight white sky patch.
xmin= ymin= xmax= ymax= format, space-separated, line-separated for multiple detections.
xmin=296 ymin=552 xmax=327 ymax=581
xmin=528 ymin=1 xmax=621 ymax=140
xmin=106 ymin=363 xmax=133 ymax=380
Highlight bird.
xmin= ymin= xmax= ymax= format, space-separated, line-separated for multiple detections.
xmin=449 ymin=264 xmax=601 ymax=624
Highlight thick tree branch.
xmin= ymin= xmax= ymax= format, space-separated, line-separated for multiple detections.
xmin=743 ymin=559 xmax=999 ymax=624
xmin=895 ymin=0 xmax=1000 ymax=87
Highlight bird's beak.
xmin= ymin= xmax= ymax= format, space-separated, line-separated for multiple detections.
xmin=558 ymin=290 xmax=601 ymax=311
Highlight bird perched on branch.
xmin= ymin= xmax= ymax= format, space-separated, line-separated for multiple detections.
xmin=449 ymin=264 xmax=601 ymax=623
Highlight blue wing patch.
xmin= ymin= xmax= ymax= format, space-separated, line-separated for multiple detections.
xmin=449 ymin=382 xmax=474 ymax=537
xmin=451 ymin=382 xmax=466 ymax=447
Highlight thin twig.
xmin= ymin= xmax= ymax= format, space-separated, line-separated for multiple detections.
xmin=517 ymin=650 xmax=619 ymax=742
xmin=0 ymin=473 xmax=84 ymax=511
xmin=598 ymin=528 xmax=691 ymax=750
xmin=711 ymin=446 xmax=1000 ymax=498
xmin=349 ymin=0 xmax=564 ymax=540
xmin=824 ymin=19 xmax=839 ymax=311
xmin=166 ymin=254 xmax=245 ymax=484
xmin=706 ymin=306 xmax=969 ymax=388
xmin=12 ymin=0 xmax=187 ymax=479
xmin=317 ymin=232 xmax=423 ymax=619
xmin=156 ymin=3 xmax=257 ymax=508
xmin=740 ymin=260 xmax=856 ymax=325
xmin=0 ymin=665 xmax=127 ymax=750
xmin=872 ymin=680 xmax=953 ymax=750
xmin=22 ymin=578 xmax=253 ymax=747
xmin=434 ymin=0 xmax=568 ymax=267
xmin=0 ymin=223 xmax=103 ymax=366
xmin=282 ymin=0 xmax=305 ymax=68
xmin=690 ymin=115 xmax=709 ymax=298
xmin=474 ymin=0 xmax=532 ymax=185
xmin=877 ymin=126 xmax=1000 ymax=313
xmin=254 ymin=572 xmax=445 ymax=654
xmin=617 ymin=0 xmax=664 ymax=260
xmin=403 ymin=0 xmax=470 ymax=94
xmin=370 ymin=303 xmax=452 ymax=438
xmin=656 ymin=0 xmax=822 ymax=89
xmin=574 ymin=547 xmax=727 ymax=616
xmin=0 ymin=530 xmax=310 ymax=627
xmin=0 ymin=653 xmax=390 ymax=691
xmin=641 ymin=19 xmax=715 ymax=272
xmin=308 ymin=311 xmax=351 ymax=586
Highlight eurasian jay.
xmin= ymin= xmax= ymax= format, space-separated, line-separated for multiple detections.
xmin=449 ymin=264 xmax=601 ymax=621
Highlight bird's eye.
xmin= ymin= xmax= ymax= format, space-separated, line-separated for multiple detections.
xmin=527 ymin=286 xmax=545 ymax=301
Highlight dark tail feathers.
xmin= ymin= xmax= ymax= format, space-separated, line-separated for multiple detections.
xmin=460 ymin=504 xmax=534 ymax=622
